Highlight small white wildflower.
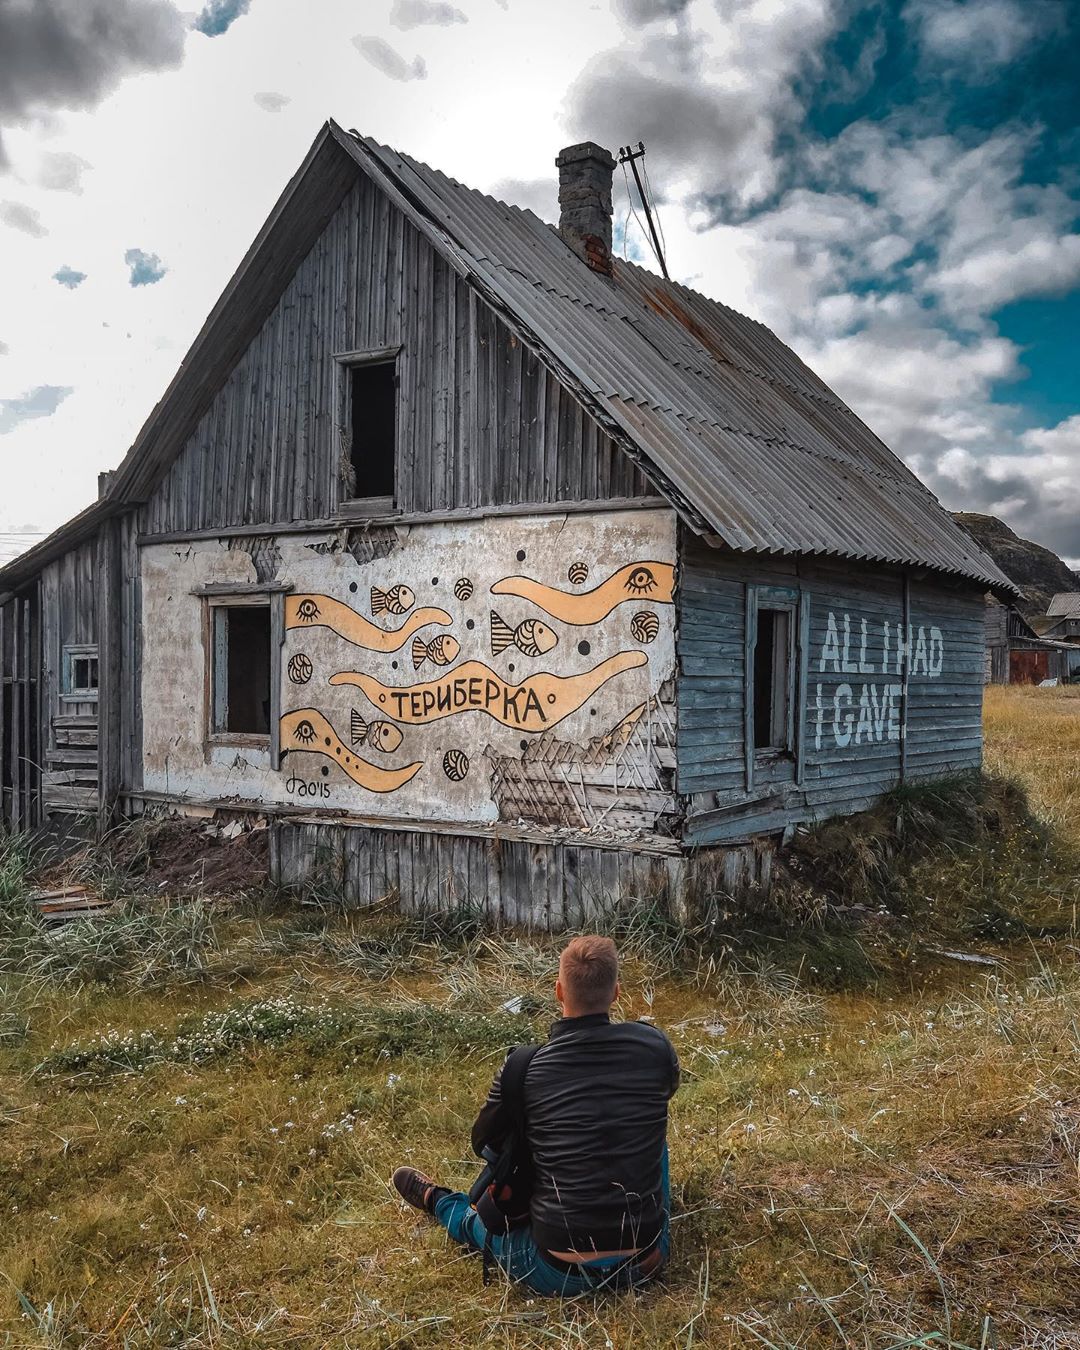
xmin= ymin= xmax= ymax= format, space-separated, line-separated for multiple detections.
xmin=386 ymin=1074 xmax=401 ymax=1088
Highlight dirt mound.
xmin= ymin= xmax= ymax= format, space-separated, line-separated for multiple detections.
xmin=100 ymin=817 xmax=270 ymax=897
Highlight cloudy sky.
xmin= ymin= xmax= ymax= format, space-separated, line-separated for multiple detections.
xmin=1 ymin=0 xmax=1078 ymax=566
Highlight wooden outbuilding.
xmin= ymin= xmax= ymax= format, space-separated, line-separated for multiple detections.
xmin=0 ymin=123 xmax=1018 ymax=921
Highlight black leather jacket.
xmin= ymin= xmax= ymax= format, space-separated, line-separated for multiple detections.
xmin=471 ymin=1013 xmax=679 ymax=1254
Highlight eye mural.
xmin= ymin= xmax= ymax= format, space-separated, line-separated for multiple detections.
xmin=279 ymin=708 xmax=422 ymax=793
xmin=490 ymin=561 xmax=675 ymax=625
xmin=285 ymin=594 xmax=451 ymax=652
xmin=453 ymin=577 xmax=474 ymax=602
xmin=490 ymin=612 xmax=559 ymax=659
xmin=567 ymin=562 xmax=589 ymax=585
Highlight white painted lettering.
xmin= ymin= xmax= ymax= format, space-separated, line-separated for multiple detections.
xmin=855 ymin=686 xmax=874 ymax=744
xmin=841 ymin=613 xmax=859 ymax=674
xmin=833 ymin=683 xmax=854 ymax=748
xmin=929 ymin=626 xmax=944 ymax=678
xmin=820 ymin=612 xmax=841 ymax=673
xmin=858 ymin=617 xmax=874 ymax=674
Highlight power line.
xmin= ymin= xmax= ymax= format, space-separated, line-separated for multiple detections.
xmin=617 ymin=142 xmax=669 ymax=281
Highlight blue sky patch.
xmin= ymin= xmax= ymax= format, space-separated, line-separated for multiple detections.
xmin=53 ymin=265 xmax=86 ymax=290
xmin=0 ymin=385 xmax=73 ymax=435
xmin=193 ymin=0 xmax=252 ymax=38
xmin=124 ymin=249 xmax=167 ymax=287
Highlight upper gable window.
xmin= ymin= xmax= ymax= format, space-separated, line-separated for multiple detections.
xmin=349 ymin=359 xmax=397 ymax=501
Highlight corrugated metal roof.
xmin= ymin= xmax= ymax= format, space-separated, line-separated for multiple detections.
xmin=345 ymin=129 xmax=1016 ymax=596
xmin=1047 ymin=592 xmax=1080 ymax=617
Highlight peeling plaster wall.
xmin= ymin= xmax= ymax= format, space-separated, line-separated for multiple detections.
xmin=140 ymin=508 xmax=678 ymax=842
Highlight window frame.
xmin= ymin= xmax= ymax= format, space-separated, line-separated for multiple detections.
xmin=743 ymin=585 xmax=810 ymax=791
xmin=334 ymin=345 xmax=402 ymax=512
xmin=61 ymin=644 xmax=99 ymax=703
xmin=204 ymin=595 xmax=278 ymax=751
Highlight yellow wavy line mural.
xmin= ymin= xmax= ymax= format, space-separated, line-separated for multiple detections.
xmin=330 ymin=652 xmax=648 ymax=733
xmin=279 ymin=708 xmax=422 ymax=792
xmin=284 ymin=594 xmax=451 ymax=652
xmin=490 ymin=561 xmax=675 ymax=624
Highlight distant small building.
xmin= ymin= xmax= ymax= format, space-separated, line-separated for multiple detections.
xmin=986 ymin=599 xmax=1080 ymax=684
xmin=1044 ymin=593 xmax=1080 ymax=643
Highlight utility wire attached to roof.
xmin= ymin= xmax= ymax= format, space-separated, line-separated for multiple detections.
xmin=617 ymin=142 xmax=669 ymax=281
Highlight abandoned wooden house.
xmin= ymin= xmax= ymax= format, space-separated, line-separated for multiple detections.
xmin=984 ymin=601 xmax=1080 ymax=685
xmin=1044 ymin=594 xmax=1080 ymax=644
xmin=0 ymin=121 xmax=1019 ymax=922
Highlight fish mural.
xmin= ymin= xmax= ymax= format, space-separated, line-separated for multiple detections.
xmin=280 ymin=708 xmax=422 ymax=792
xmin=285 ymin=594 xmax=451 ymax=652
xmin=412 ymin=633 xmax=461 ymax=670
xmin=331 ymin=651 xmax=648 ymax=733
xmin=371 ymin=584 xmax=415 ymax=616
xmin=490 ymin=611 xmax=559 ymax=659
xmin=491 ymin=561 xmax=675 ymax=625
xmin=350 ymin=710 xmax=403 ymax=753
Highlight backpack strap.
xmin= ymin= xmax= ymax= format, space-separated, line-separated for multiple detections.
xmin=499 ymin=1043 xmax=539 ymax=1125
xmin=481 ymin=1043 xmax=538 ymax=1288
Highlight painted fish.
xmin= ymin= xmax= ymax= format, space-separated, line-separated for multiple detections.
xmin=490 ymin=610 xmax=559 ymax=658
xmin=411 ymin=633 xmax=460 ymax=670
xmin=371 ymin=584 xmax=416 ymax=617
xmin=350 ymin=710 xmax=403 ymax=754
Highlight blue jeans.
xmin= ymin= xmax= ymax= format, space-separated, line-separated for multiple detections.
xmin=433 ymin=1147 xmax=670 ymax=1296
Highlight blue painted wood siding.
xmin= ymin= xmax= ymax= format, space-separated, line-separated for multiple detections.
xmin=677 ymin=536 xmax=986 ymax=845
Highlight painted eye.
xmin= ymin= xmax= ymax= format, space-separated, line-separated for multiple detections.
xmin=625 ymin=566 xmax=657 ymax=595
xmin=294 ymin=719 xmax=317 ymax=744
xmin=296 ymin=598 xmax=320 ymax=623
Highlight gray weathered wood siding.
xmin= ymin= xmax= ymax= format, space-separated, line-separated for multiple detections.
xmin=268 ymin=818 xmax=772 ymax=928
xmin=139 ymin=176 xmax=649 ymax=536
xmin=0 ymin=586 xmax=41 ymax=830
xmin=39 ymin=539 xmax=99 ymax=815
xmin=677 ymin=535 xmax=986 ymax=844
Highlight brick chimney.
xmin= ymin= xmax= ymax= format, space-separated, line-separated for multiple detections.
xmin=556 ymin=141 xmax=617 ymax=276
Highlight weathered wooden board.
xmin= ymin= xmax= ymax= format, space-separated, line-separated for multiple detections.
xmin=138 ymin=177 xmax=652 ymax=538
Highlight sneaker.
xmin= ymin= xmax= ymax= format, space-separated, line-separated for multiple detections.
xmin=392 ymin=1165 xmax=444 ymax=1215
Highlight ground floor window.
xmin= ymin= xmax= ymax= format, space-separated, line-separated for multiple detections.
xmin=752 ymin=607 xmax=792 ymax=750
xmin=745 ymin=585 xmax=804 ymax=789
xmin=210 ymin=603 xmax=271 ymax=738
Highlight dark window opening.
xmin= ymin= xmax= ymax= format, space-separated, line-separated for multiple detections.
xmin=752 ymin=608 xmax=791 ymax=751
xmin=349 ymin=360 xmax=397 ymax=499
xmin=63 ymin=645 xmax=99 ymax=698
xmin=212 ymin=605 xmax=270 ymax=737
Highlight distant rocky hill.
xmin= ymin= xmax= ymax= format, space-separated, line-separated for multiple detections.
xmin=953 ymin=513 xmax=1080 ymax=619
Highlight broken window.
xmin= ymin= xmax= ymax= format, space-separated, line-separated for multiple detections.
xmin=752 ymin=607 xmax=792 ymax=752
xmin=210 ymin=604 xmax=270 ymax=737
xmin=349 ymin=359 xmax=397 ymax=500
xmin=63 ymin=645 xmax=99 ymax=700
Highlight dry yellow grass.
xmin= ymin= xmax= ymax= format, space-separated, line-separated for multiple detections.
xmin=983 ymin=684 xmax=1080 ymax=830
xmin=1 ymin=686 xmax=1079 ymax=1348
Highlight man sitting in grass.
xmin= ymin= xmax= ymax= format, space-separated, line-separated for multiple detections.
xmin=392 ymin=934 xmax=680 ymax=1293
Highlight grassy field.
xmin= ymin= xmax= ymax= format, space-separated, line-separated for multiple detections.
xmin=2 ymin=686 xmax=1080 ymax=1348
